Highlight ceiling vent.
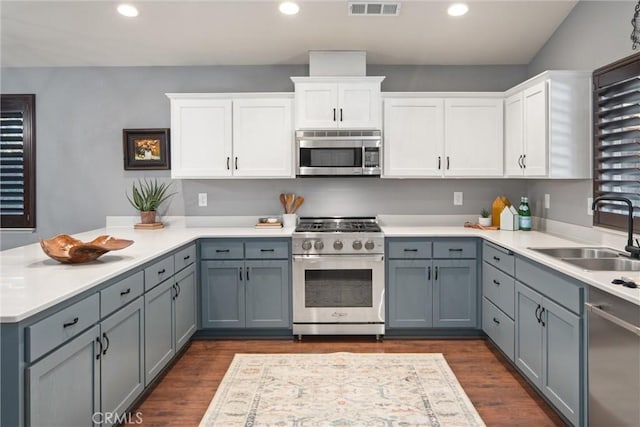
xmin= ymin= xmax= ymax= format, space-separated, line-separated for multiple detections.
xmin=348 ymin=2 xmax=401 ymax=16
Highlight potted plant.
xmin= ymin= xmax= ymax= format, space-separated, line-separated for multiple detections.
xmin=479 ymin=208 xmax=492 ymax=226
xmin=126 ymin=179 xmax=175 ymax=225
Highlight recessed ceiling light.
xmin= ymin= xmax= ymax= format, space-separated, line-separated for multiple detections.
xmin=447 ymin=3 xmax=469 ymax=17
xmin=279 ymin=1 xmax=300 ymax=15
xmin=117 ymin=4 xmax=139 ymax=18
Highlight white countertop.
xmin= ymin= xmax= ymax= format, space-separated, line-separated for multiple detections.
xmin=1 ymin=220 xmax=638 ymax=323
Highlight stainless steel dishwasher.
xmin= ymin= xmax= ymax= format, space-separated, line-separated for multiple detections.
xmin=586 ymin=287 xmax=640 ymax=426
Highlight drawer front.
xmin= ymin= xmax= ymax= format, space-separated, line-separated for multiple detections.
xmin=174 ymin=244 xmax=196 ymax=272
xmin=200 ymin=240 xmax=244 ymax=260
xmin=245 ymin=240 xmax=289 ymax=259
xmin=482 ymin=297 xmax=515 ymax=362
xmin=433 ymin=240 xmax=477 ymax=258
xmin=144 ymin=256 xmax=175 ymax=292
xmin=482 ymin=262 xmax=515 ymax=318
xmin=26 ymin=293 xmax=100 ymax=363
xmin=483 ymin=242 xmax=515 ymax=276
xmin=100 ymin=271 xmax=144 ymax=318
xmin=516 ymin=257 xmax=583 ymax=314
xmin=387 ymin=240 xmax=432 ymax=259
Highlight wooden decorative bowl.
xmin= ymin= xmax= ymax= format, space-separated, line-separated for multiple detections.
xmin=40 ymin=234 xmax=134 ymax=264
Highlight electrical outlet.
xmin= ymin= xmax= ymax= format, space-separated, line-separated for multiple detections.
xmin=453 ymin=192 xmax=463 ymax=206
xmin=198 ymin=193 xmax=208 ymax=207
xmin=544 ymin=194 xmax=550 ymax=209
xmin=587 ymin=197 xmax=593 ymax=216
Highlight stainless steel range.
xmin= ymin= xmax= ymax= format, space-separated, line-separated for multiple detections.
xmin=292 ymin=217 xmax=385 ymax=340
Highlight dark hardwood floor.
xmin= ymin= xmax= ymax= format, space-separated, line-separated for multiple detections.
xmin=128 ymin=338 xmax=567 ymax=426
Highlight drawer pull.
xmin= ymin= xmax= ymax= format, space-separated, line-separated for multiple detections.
xmin=216 ymin=249 xmax=230 ymax=253
xmin=158 ymin=269 xmax=166 ymax=275
xmin=403 ymin=248 xmax=418 ymax=252
xmin=260 ymin=248 xmax=275 ymax=252
xmin=492 ymin=317 xmax=500 ymax=325
xmin=183 ymin=255 xmax=191 ymax=261
xmin=493 ymin=256 xmax=501 ymax=262
xmin=120 ymin=288 xmax=131 ymax=296
xmin=492 ymin=279 xmax=500 ymax=286
xmin=63 ymin=317 xmax=79 ymax=328
xmin=449 ymin=248 xmax=463 ymax=252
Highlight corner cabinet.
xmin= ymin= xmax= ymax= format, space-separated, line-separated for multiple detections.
xmin=167 ymin=93 xmax=294 ymax=179
xmin=386 ymin=238 xmax=478 ymax=331
xmin=382 ymin=95 xmax=503 ymax=178
xmin=291 ymin=77 xmax=384 ymax=129
xmin=504 ymin=71 xmax=592 ymax=178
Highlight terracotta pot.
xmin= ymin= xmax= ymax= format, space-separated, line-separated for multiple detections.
xmin=140 ymin=211 xmax=157 ymax=224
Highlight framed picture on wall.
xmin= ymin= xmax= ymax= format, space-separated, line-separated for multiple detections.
xmin=123 ymin=128 xmax=170 ymax=170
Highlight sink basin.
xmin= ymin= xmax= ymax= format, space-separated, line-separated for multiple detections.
xmin=530 ymin=247 xmax=621 ymax=259
xmin=563 ymin=257 xmax=640 ymax=272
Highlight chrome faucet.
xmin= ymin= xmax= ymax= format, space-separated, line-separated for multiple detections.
xmin=592 ymin=196 xmax=640 ymax=259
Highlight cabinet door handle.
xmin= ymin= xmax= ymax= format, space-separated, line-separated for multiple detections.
xmin=157 ymin=269 xmax=166 ymax=275
xmin=95 ymin=337 xmax=103 ymax=360
xmin=435 ymin=266 xmax=438 ymax=280
xmin=493 ymin=256 xmax=501 ymax=262
xmin=518 ymin=155 xmax=523 ymax=169
xmin=535 ymin=304 xmax=542 ymax=323
xmin=235 ymin=157 xmax=238 ymax=170
xmin=120 ymin=288 xmax=131 ymax=296
xmin=172 ymin=284 xmax=177 ymax=300
xmin=226 ymin=157 xmax=230 ymax=170
xmin=438 ymin=156 xmax=441 ymax=170
xmin=260 ymin=248 xmax=275 ymax=252
xmin=102 ymin=332 xmax=110 ymax=355
xmin=239 ymin=268 xmax=243 ymax=281
xmin=446 ymin=156 xmax=450 ymax=170
xmin=183 ymin=255 xmax=190 ymax=261
xmin=63 ymin=317 xmax=79 ymax=328
xmin=427 ymin=266 xmax=431 ymax=280
xmin=522 ymin=154 xmax=526 ymax=169
xmin=333 ymin=108 xmax=337 ymax=121
xmin=175 ymin=283 xmax=181 ymax=298
xmin=340 ymin=108 xmax=343 ymax=122
xmin=539 ymin=307 xmax=545 ymax=327
xmin=246 ymin=267 xmax=250 ymax=281
xmin=492 ymin=279 xmax=500 ymax=286
xmin=403 ymin=248 xmax=418 ymax=252
xmin=493 ymin=317 xmax=500 ymax=325
xmin=216 ymin=249 xmax=230 ymax=253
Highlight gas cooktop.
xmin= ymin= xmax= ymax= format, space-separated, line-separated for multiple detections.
xmin=294 ymin=217 xmax=382 ymax=233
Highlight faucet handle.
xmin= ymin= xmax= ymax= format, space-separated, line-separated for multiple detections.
xmin=636 ymin=238 xmax=639 ymax=247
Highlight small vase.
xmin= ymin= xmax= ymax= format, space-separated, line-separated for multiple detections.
xmin=140 ymin=211 xmax=157 ymax=224
xmin=478 ymin=216 xmax=492 ymax=226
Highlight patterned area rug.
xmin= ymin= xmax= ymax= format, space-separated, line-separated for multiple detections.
xmin=199 ymin=353 xmax=485 ymax=426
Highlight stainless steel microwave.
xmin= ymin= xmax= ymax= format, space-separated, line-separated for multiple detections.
xmin=295 ymin=130 xmax=382 ymax=176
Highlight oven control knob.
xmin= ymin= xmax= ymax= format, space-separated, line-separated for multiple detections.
xmin=302 ymin=240 xmax=312 ymax=250
xmin=352 ymin=240 xmax=363 ymax=250
xmin=333 ymin=240 xmax=343 ymax=250
xmin=364 ymin=240 xmax=376 ymax=250
xmin=314 ymin=240 xmax=324 ymax=250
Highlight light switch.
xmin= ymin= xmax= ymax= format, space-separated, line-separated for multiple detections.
xmin=453 ymin=192 xmax=463 ymax=206
xmin=587 ymin=197 xmax=593 ymax=216
xmin=198 ymin=193 xmax=207 ymax=207
xmin=544 ymin=194 xmax=550 ymax=209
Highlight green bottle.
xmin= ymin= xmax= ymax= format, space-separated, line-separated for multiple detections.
xmin=519 ymin=197 xmax=531 ymax=231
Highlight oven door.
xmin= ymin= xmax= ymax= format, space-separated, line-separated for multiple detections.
xmin=292 ymin=254 xmax=385 ymax=324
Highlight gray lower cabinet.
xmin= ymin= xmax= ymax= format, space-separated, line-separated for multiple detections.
xmin=174 ymin=264 xmax=197 ymax=350
xmin=200 ymin=239 xmax=291 ymax=330
xmin=386 ymin=238 xmax=478 ymax=330
xmin=26 ymin=325 xmax=100 ymax=427
xmin=515 ymin=278 xmax=582 ymax=426
xmin=144 ymin=278 xmax=175 ymax=385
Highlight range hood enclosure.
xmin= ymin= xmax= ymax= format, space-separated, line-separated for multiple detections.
xmin=309 ymin=51 xmax=367 ymax=76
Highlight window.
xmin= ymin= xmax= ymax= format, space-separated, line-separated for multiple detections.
xmin=0 ymin=94 xmax=36 ymax=229
xmin=592 ymin=54 xmax=640 ymax=232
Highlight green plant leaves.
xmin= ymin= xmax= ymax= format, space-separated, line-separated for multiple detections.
xmin=126 ymin=178 xmax=176 ymax=212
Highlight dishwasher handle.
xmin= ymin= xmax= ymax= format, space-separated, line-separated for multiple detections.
xmin=585 ymin=302 xmax=640 ymax=336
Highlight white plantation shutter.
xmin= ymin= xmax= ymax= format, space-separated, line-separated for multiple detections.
xmin=593 ymin=55 xmax=640 ymax=232
xmin=0 ymin=94 xmax=35 ymax=228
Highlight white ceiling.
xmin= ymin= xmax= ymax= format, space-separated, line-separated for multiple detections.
xmin=0 ymin=0 xmax=578 ymax=67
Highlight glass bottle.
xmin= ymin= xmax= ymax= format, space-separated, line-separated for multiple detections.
xmin=519 ymin=197 xmax=531 ymax=231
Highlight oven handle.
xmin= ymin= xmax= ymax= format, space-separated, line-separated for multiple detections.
xmin=292 ymin=254 xmax=384 ymax=262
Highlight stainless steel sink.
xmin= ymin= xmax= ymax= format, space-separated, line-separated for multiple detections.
xmin=528 ymin=246 xmax=640 ymax=271
xmin=530 ymin=247 xmax=621 ymax=259
xmin=562 ymin=257 xmax=640 ymax=271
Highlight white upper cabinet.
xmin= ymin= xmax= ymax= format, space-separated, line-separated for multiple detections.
xmin=292 ymin=77 xmax=384 ymax=129
xmin=167 ymin=94 xmax=294 ymax=179
xmin=383 ymin=98 xmax=444 ymax=177
xmin=503 ymin=71 xmax=592 ymax=179
xmin=444 ymin=98 xmax=504 ymax=177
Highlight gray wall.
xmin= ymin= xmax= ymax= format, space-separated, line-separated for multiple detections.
xmin=525 ymin=0 xmax=635 ymax=228
xmin=0 ymin=64 xmax=526 ymax=250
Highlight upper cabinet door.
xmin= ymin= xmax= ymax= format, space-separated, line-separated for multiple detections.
xmin=338 ymin=82 xmax=381 ymax=129
xmin=383 ymin=98 xmax=444 ymax=177
xmin=444 ymin=98 xmax=504 ymax=177
xmin=504 ymin=92 xmax=525 ymax=177
xmin=232 ymin=98 xmax=293 ymax=178
xmin=294 ymin=83 xmax=338 ymax=129
xmin=523 ymin=81 xmax=548 ymax=177
xmin=170 ymin=98 xmax=232 ymax=178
